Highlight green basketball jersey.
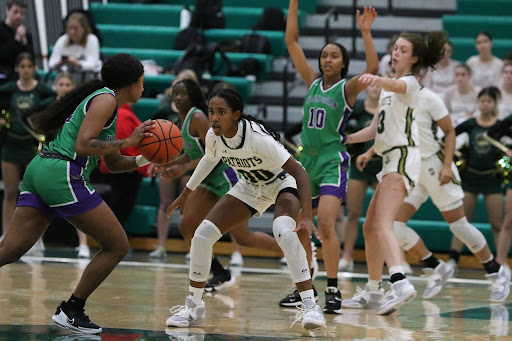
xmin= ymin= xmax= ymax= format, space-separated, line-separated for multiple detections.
xmin=48 ymin=87 xmax=117 ymax=179
xmin=182 ymin=106 xmax=206 ymax=161
xmin=301 ymin=78 xmax=352 ymax=150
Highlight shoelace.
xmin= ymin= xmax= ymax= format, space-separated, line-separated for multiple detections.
xmin=290 ymin=302 xmax=313 ymax=328
xmin=352 ymin=286 xmax=368 ymax=300
xmin=169 ymin=305 xmax=188 ymax=317
xmin=425 ymin=273 xmax=442 ymax=289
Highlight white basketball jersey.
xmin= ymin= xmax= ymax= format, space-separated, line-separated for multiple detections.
xmin=205 ymin=119 xmax=291 ymax=185
xmin=374 ymin=74 xmax=420 ymax=155
xmin=415 ymin=86 xmax=450 ymax=158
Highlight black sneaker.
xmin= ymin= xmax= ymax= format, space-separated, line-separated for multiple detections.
xmin=52 ymin=301 xmax=102 ymax=334
xmin=279 ymin=286 xmax=319 ymax=307
xmin=204 ymin=271 xmax=236 ymax=292
xmin=324 ymin=286 xmax=342 ymax=314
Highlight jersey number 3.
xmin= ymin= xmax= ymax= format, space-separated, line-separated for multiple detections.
xmin=307 ymin=108 xmax=326 ymax=129
xmin=377 ymin=110 xmax=385 ymax=133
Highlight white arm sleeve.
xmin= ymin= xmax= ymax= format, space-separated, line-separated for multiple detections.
xmin=80 ymin=34 xmax=101 ymax=71
xmin=186 ymin=156 xmax=219 ymax=191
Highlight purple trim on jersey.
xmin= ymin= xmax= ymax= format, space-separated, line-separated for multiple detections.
xmin=338 ymin=107 xmax=352 ymax=137
xmin=225 ymin=167 xmax=238 ymax=186
xmin=311 ymin=150 xmax=349 ymax=209
xmin=74 ymin=155 xmax=88 ymax=169
xmin=17 ymin=191 xmax=103 ymax=219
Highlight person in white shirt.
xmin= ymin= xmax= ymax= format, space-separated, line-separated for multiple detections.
xmin=165 ymin=88 xmax=326 ymax=331
xmin=498 ymin=63 xmax=512 ymax=119
xmin=48 ymin=12 xmax=102 ymax=76
xmin=443 ymin=63 xmax=481 ymax=127
xmin=466 ymin=31 xmax=503 ymax=88
xmin=344 ymin=31 xmax=446 ymax=315
xmin=422 ymin=41 xmax=459 ymax=95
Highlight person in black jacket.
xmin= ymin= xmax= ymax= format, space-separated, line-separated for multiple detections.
xmin=0 ymin=0 xmax=34 ymax=85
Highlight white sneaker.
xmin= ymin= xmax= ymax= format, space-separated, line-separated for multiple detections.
xmin=446 ymin=258 xmax=458 ymax=277
xmin=229 ymin=251 xmax=243 ymax=267
xmin=402 ymin=261 xmax=413 ymax=275
xmin=149 ymin=245 xmax=167 ymax=258
xmin=338 ymin=258 xmax=354 ymax=272
xmin=292 ymin=299 xmax=326 ymax=330
xmin=487 ymin=266 xmax=511 ymax=303
xmin=76 ymin=245 xmax=90 ymax=259
xmin=422 ymin=260 xmax=454 ymax=299
xmin=342 ymin=284 xmax=385 ymax=309
xmin=376 ymin=279 xmax=417 ymax=315
xmin=166 ymin=297 xmax=205 ymax=328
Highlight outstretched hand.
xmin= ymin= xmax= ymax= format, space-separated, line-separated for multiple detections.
xmin=356 ymin=6 xmax=377 ymax=31
xmin=294 ymin=218 xmax=323 ymax=243
xmin=358 ymin=73 xmax=381 ymax=85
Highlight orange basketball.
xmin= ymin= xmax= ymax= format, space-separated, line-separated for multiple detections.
xmin=138 ymin=119 xmax=183 ymax=164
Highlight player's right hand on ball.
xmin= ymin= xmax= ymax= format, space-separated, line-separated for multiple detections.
xmin=127 ymin=119 xmax=155 ymax=147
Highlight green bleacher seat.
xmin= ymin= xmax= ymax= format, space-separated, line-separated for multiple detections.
xmin=108 ymin=0 xmax=317 ymax=12
xmin=450 ymin=37 xmax=512 ymax=62
xmin=132 ymin=98 xmax=160 ymax=122
xmin=443 ymin=15 xmax=512 ymax=40
xmin=457 ymin=0 xmax=512 ymax=16
xmin=123 ymin=205 xmax=157 ymax=235
xmin=90 ymin=3 xmax=304 ymax=30
xmin=135 ymin=177 xmax=160 ymax=206
xmin=97 ymin=24 xmax=285 ymax=56
xmin=99 ymin=47 xmax=272 ymax=80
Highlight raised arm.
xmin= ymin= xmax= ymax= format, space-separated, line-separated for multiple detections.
xmin=285 ymin=0 xmax=318 ymax=88
xmin=345 ymin=109 xmax=379 ymax=144
xmin=345 ymin=7 xmax=379 ymax=105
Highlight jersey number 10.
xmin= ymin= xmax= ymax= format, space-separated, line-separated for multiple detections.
xmin=307 ymin=108 xmax=326 ymax=129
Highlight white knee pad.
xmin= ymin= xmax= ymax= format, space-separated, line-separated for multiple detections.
xmin=189 ymin=220 xmax=223 ymax=282
xmin=273 ymin=216 xmax=310 ymax=283
xmin=393 ymin=221 xmax=420 ymax=251
xmin=449 ymin=217 xmax=487 ymax=254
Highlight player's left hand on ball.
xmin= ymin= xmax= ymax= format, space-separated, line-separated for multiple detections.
xmin=127 ymin=120 xmax=155 ymax=147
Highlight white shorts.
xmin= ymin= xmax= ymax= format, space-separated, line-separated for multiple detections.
xmin=404 ymin=153 xmax=464 ymax=212
xmin=377 ymin=146 xmax=421 ymax=195
xmin=227 ymin=173 xmax=297 ymax=217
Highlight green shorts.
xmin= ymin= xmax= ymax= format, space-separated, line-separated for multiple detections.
xmin=18 ymin=155 xmax=103 ymax=219
xmin=1 ymin=134 xmax=38 ymax=164
xmin=200 ymin=164 xmax=238 ymax=198
xmin=461 ymin=168 xmax=503 ymax=194
xmin=300 ymin=145 xmax=349 ymax=207
xmin=349 ymin=158 xmax=381 ymax=183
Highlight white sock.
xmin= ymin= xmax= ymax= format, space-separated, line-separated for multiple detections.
xmin=389 ymin=265 xmax=405 ymax=277
xmin=188 ymin=285 xmax=204 ymax=303
xmin=299 ymin=289 xmax=315 ymax=303
xmin=368 ymin=279 xmax=381 ymax=291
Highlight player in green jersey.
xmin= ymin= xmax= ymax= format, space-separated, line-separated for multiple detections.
xmin=285 ymin=0 xmax=378 ymax=314
xmin=0 ymin=53 xmax=154 ymax=334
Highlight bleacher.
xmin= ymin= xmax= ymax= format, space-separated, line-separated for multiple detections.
xmin=443 ymin=0 xmax=512 ymax=61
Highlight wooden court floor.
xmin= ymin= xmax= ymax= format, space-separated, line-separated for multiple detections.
xmin=0 ymin=249 xmax=510 ymax=340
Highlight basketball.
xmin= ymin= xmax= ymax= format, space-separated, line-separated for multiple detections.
xmin=138 ymin=119 xmax=183 ymax=164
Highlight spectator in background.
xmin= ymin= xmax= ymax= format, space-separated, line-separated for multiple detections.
xmin=0 ymin=52 xmax=55 ymax=253
xmin=150 ymin=70 xmax=197 ymax=259
xmin=466 ymin=31 xmax=503 ymax=88
xmin=423 ymin=41 xmax=458 ymax=95
xmin=0 ymin=0 xmax=33 ymax=85
xmin=443 ymin=64 xmax=481 ymax=127
xmin=498 ymin=63 xmax=512 ymax=119
xmin=99 ymin=103 xmax=149 ymax=230
xmin=54 ymin=71 xmax=90 ymax=258
xmin=48 ymin=12 xmax=102 ymax=84
xmin=154 ymin=69 xmax=198 ymax=121
xmin=378 ymin=34 xmax=398 ymax=77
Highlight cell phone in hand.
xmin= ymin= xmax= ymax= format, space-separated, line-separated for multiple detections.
xmin=61 ymin=55 xmax=69 ymax=62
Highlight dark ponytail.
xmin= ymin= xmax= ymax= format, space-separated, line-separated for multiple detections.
xmin=25 ymin=79 xmax=105 ymax=135
xmin=208 ymin=88 xmax=281 ymax=143
xmin=26 ymin=53 xmax=144 ymax=136
xmin=400 ymin=31 xmax=447 ymax=74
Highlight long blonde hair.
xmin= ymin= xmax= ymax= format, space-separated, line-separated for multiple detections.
xmin=66 ymin=12 xmax=91 ymax=47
